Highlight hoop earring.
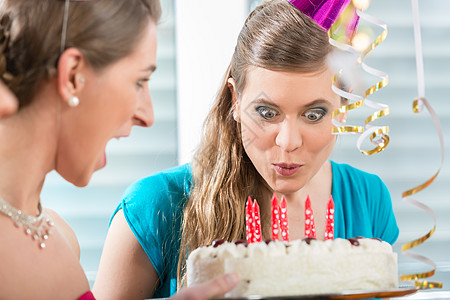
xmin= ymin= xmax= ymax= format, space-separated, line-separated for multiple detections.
xmin=68 ymin=96 xmax=79 ymax=107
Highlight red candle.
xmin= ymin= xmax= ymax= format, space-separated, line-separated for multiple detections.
xmin=253 ymin=200 xmax=262 ymax=243
xmin=271 ymin=193 xmax=280 ymax=240
xmin=304 ymin=195 xmax=316 ymax=238
xmin=246 ymin=196 xmax=253 ymax=243
xmin=280 ymin=195 xmax=289 ymax=242
xmin=325 ymin=195 xmax=335 ymax=240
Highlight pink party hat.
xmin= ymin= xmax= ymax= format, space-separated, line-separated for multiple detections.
xmin=289 ymin=0 xmax=352 ymax=31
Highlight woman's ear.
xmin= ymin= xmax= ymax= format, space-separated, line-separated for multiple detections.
xmin=336 ymin=96 xmax=349 ymax=123
xmin=0 ymin=80 xmax=18 ymax=118
xmin=227 ymin=78 xmax=238 ymax=105
xmin=341 ymin=88 xmax=353 ymax=123
xmin=56 ymin=48 xmax=86 ymax=106
xmin=227 ymin=78 xmax=240 ymax=122
xmin=338 ymin=111 xmax=347 ymax=123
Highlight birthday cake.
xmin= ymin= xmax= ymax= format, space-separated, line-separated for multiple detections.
xmin=186 ymin=237 xmax=398 ymax=297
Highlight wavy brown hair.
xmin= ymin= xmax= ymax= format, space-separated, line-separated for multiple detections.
xmin=0 ymin=0 xmax=161 ymax=109
xmin=177 ymin=0 xmax=332 ymax=288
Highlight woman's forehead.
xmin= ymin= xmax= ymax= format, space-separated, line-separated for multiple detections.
xmin=241 ymin=67 xmax=337 ymax=101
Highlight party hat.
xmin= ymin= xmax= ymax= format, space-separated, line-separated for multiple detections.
xmin=289 ymin=0 xmax=352 ymax=31
xmin=329 ymin=1 xmax=360 ymax=44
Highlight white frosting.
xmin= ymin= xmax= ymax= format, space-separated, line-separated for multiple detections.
xmin=186 ymin=238 xmax=398 ymax=297
xmin=247 ymin=242 xmax=268 ymax=257
xmin=266 ymin=240 xmax=287 ymax=256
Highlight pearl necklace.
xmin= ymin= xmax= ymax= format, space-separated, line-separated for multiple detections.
xmin=0 ymin=196 xmax=54 ymax=249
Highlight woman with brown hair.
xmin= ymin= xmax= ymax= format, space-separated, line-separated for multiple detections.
xmin=95 ymin=0 xmax=399 ymax=299
xmin=0 ymin=0 xmax=237 ymax=299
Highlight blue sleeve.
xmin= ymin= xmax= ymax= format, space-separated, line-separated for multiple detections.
xmin=331 ymin=161 xmax=399 ymax=245
xmin=110 ymin=164 xmax=192 ymax=297
xmin=116 ymin=176 xmax=169 ymax=280
xmin=369 ymin=177 xmax=399 ymax=245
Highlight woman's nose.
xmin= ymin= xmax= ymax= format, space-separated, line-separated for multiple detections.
xmin=275 ymin=119 xmax=302 ymax=152
xmin=133 ymin=91 xmax=154 ymax=128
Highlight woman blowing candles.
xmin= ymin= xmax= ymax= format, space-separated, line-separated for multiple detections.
xmin=95 ymin=0 xmax=399 ymax=298
xmin=0 ymin=0 xmax=238 ymax=299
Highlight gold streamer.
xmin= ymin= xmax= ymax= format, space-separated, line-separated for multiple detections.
xmin=398 ymin=0 xmax=444 ymax=289
xmin=359 ymin=126 xmax=389 ymax=156
xmin=415 ymin=281 xmax=443 ymax=289
xmin=399 ymin=98 xmax=444 ymax=289
xmin=329 ymin=0 xmax=443 ymax=289
xmin=331 ymin=73 xmax=364 ymax=134
xmin=329 ymin=2 xmax=390 ymax=155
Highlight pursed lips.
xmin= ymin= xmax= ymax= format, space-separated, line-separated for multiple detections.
xmin=272 ymin=163 xmax=304 ymax=176
xmin=273 ymin=163 xmax=303 ymax=169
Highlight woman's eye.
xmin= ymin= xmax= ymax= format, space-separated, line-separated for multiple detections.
xmin=256 ymin=106 xmax=278 ymax=120
xmin=304 ymin=108 xmax=327 ymax=122
xmin=137 ymin=78 xmax=150 ymax=88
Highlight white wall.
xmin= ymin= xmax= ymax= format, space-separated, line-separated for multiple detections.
xmin=175 ymin=0 xmax=249 ymax=164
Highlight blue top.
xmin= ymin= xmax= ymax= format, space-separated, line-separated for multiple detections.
xmin=112 ymin=161 xmax=399 ymax=298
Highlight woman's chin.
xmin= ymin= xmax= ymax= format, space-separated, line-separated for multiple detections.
xmin=270 ymin=180 xmax=306 ymax=196
xmin=71 ymin=179 xmax=90 ymax=188
xmin=57 ymin=164 xmax=97 ymax=188
xmin=59 ymin=172 xmax=91 ymax=188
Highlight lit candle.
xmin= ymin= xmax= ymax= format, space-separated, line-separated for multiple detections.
xmin=304 ymin=195 xmax=316 ymax=238
xmin=325 ymin=195 xmax=335 ymax=240
xmin=246 ymin=196 xmax=253 ymax=243
xmin=280 ymin=195 xmax=289 ymax=242
xmin=271 ymin=193 xmax=280 ymax=240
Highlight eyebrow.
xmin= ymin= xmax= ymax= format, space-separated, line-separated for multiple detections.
xmin=141 ymin=64 xmax=157 ymax=73
xmin=251 ymin=97 xmax=332 ymax=108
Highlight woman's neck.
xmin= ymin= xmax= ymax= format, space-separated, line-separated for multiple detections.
xmin=0 ymin=85 xmax=59 ymax=216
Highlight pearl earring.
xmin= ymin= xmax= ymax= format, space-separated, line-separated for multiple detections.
xmin=68 ymin=96 xmax=79 ymax=107
xmin=233 ymin=112 xmax=239 ymax=121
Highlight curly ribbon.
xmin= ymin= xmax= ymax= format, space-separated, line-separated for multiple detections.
xmin=329 ymin=2 xmax=390 ymax=155
xmin=399 ymin=0 xmax=444 ymax=289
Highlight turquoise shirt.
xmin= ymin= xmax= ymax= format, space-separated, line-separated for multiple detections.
xmin=112 ymin=161 xmax=399 ymax=298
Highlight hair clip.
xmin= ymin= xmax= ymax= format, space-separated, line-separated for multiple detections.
xmin=59 ymin=0 xmax=90 ymax=54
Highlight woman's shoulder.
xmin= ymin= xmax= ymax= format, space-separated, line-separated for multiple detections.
xmin=116 ymin=163 xmax=192 ymax=225
xmin=123 ymin=163 xmax=192 ymax=200
xmin=330 ymin=160 xmax=384 ymax=186
xmin=330 ymin=161 xmax=398 ymax=243
xmin=46 ymin=208 xmax=81 ymax=258
xmin=330 ymin=160 xmax=389 ymax=203
xmin=111 ymin=165 xmax=192 ymax=275
xmin=0 ymin=214 xmax=90 ymax=299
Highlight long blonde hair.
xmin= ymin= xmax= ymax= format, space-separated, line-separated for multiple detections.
xmin=178 ymin=0 xmax=331 ymax=287
xmin=0 ymin=0 xmax=161 ymax=108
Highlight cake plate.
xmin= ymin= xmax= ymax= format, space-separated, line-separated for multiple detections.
xmin=220 ymin=287 xmax=418 ymax=300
